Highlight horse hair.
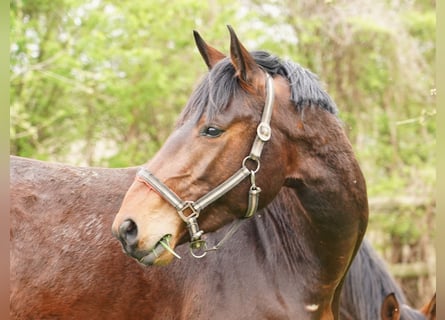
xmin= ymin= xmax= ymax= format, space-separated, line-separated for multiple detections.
xmin=178 ymin=50 xmax=337 ymax=125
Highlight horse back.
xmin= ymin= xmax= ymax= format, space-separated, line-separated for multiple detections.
xmin=10 ymin=156 xmax=160 ymax=319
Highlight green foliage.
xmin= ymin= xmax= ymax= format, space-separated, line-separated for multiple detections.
xmin=10 ymin=0 xmax=240 ymax=165
xmin=370 ymin=205 xmax=431 ymax=245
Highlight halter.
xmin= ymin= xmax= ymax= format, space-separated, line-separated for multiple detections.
xmin=137 ymin=72 xmax=275 ymax=258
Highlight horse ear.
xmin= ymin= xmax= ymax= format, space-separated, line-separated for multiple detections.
xmin=381 ymin=293 xmax=400 ymax=320
xmin=227 ymin=25 xmax=260 ymax=85
xmin=193 ymin=30 xmax=226 ymax=70
xmin=420 ymin=293 xmax=436 ymax=320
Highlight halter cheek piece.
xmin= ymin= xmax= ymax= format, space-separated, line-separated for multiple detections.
xmin=137 ymin=72 xmax=275 ymax=258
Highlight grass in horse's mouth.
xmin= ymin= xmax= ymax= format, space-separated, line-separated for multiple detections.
xmin=157 ymin=234 xmax=181 ymax=260
xmin=137 ymin=234 xmax=181 ymax=266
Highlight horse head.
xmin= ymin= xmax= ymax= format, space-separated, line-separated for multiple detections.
xmin=112 ymin=26 xmax=368 ymax=280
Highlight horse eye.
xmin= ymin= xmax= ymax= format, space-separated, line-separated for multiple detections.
xmin=202 ymin=126 xmax=223 ymax=137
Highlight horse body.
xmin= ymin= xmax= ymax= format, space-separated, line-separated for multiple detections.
xmin=10 ymin=156 xmax=337 ymax=319
xmin=10 ymin=156 xmax=433 ymax=319
xmin=7 ymin=156 xmax=325 ymax=318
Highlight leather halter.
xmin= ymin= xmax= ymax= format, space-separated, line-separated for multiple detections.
xmin=137 ymin=72 xmax=275 ymax=258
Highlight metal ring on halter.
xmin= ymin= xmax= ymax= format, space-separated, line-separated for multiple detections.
xmin=242 ymin=156 xmax=261 ymax=173
xmin=189 ymin=240 xmax=208 ymax=258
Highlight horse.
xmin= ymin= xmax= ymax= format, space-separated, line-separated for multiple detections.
xmin=340 ymin=239 xmax=436 ymax=320
xmin=381 ymin=292 xmax=436 ymax=320
xmin=10 ymin=156 xmax=426 ymax=319
xmin=111 ymin=26 xmax=369 ymax=319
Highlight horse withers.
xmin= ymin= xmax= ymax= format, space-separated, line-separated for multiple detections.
xmin=112 ymin=26 xmax=368 ymax=319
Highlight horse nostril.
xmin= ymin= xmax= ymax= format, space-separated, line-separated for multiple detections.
xmin=119 ymin=219 xmax=138 ymax=246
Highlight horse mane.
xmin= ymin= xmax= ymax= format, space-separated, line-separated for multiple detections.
xmin=178 ymin=51 xmax=337 ymax=125
xmin=340 ymin=239 xmax=426 ymax=320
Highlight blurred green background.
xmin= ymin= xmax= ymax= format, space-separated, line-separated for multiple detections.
xmin=10 ymin=0 xmax=435 ymax=307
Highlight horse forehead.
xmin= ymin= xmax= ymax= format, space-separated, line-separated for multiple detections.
xmin=168 ymin=121 xmax=197 ymax=144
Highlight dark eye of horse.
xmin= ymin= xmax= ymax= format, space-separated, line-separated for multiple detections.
xmin=201 ymin=126 xmax=223 ymax=137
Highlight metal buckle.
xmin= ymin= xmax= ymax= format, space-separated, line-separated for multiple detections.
xmin=257 ymin=122 xmax=271 ymax=142
xmin=177 ymin=201 xmax=199 ymax=222
xmin=186 ymin=216 xmax=204 ymax=242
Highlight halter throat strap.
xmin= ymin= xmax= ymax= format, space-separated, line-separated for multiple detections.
xmin=137 ymin=72 xmax=275 ymax=257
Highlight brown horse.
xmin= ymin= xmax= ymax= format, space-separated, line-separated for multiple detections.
xmin=381 ymin=292 xmax=436 ymax=320
xmin=11 ymin=156 xmax=425 ymax=319
xmin=112 ymin=26 xmax=368 ymax=319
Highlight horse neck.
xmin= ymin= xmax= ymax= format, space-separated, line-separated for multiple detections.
xmin=250 ymin=192 xmax=311 ymax=271
xmin=279 ymin=106 xmax=368 ymax=276
xmin=237 ymin=187 xmax=336 ymax=284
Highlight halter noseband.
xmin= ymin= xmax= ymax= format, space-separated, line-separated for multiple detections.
xmin=137 ymin=72 xmax=275 ymax=258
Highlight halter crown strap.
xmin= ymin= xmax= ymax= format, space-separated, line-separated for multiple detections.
xmin=250 ymin=72 xmax=274 ymax=159
xmin=136 ymin=72 xmax=275 ymax=256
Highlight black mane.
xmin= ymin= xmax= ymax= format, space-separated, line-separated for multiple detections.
xmin=178 ymin=51 xmax=337 ymax=124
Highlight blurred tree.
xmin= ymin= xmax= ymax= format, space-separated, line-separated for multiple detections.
xmin=10 ymin=0 xmax=241 ymax=166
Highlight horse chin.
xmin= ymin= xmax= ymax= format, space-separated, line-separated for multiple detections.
xmin=137 ymin=251 xmax=175 ymax=267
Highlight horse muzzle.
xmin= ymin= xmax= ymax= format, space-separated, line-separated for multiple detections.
xmin=113 ymin=217 xmax=182 ymax=266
